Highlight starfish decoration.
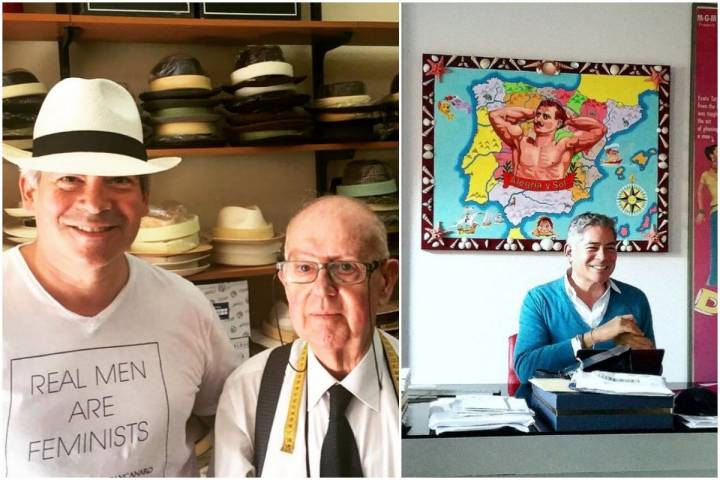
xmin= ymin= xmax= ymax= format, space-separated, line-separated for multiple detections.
xmin=644 ymin=225 xmax=666 ymax=250
xmin=645 ymin=70 xmax=668 ymax=91
xmin=425 ymin=223 xmax=447 ymax=246
xmin=425 ymin=57 xmax=449 ymax=82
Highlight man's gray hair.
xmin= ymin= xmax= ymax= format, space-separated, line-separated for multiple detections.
xmin=566 ymin=212 xmax=616 ymax=246
xmin=20 ymin=169 xmax=150 ymax=194
xmin=285 ymin=195 xmax=390 ymax=260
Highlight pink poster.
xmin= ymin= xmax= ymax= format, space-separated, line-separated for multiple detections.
xmin=691 ymin=4 xmax=717 ymax=383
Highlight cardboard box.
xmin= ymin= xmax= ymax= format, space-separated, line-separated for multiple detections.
xmin=197 ymin=280 xmax=250 ymax=340
xmin=229 ymin=336 xmax=250 ymax=366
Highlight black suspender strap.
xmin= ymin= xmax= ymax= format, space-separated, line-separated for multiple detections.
xmin=253 ymin=333 xmax=398 ymax=476
xmin=253 ymin=343 xmax=292 ymax=477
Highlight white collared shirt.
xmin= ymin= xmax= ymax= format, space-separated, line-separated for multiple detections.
xmin=564 ymin=271 xmax=621 ymax=354
xmin=213 ymin=331 xmax=400 ymax=477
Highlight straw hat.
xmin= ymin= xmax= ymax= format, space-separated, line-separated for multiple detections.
xmin=2 ymin=78 xmax=181 ymax=176
xmin=212 ymin=205 xmax=284 ymax=243
xmin=252 ymin=301 xmax=297 ymax=348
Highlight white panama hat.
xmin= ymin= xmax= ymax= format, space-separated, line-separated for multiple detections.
xmin=2 ymin=77 xmax=181 ymax=176
xmin=212 ymin=205 xmax=284 ymax=243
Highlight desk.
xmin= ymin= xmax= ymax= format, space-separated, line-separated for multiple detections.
xmin=402 ymin=384 xmax=717 ymax=477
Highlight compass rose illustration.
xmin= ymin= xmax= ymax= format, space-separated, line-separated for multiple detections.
xmin=616 ymin=176 xmax=647 ymax=216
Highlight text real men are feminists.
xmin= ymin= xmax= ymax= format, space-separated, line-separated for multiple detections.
xmin=27 ymin=360 xmax=149 ymax=461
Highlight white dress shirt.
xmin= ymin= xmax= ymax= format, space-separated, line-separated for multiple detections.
xmin=213 ymin=330 xmax=400 ymax=477
xmin=564 ymin=270 xmax=621 ymax=355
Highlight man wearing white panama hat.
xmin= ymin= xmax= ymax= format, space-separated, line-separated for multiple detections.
xmin=214 ymin=195 xmax=400 ymax=477
xmin=2 ymin=78 xmax=234 ymax=476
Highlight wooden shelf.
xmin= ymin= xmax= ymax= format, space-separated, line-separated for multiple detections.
xmin=1 ymin=13 xmax=70 ymax=41
xmin=187 ymin=263 xmax=276 ymax=282
xmin=147 ymin=141 xmax=398 ymax=158
xmin=3 ymin=13 xmax=398 ymax=46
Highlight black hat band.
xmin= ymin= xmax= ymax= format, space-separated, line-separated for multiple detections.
xmin=33 ymin=130 xmax=147 ymax=161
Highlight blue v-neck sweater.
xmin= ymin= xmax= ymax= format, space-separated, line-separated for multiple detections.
xmin=513 ymin=277 xmax=654 ymax=383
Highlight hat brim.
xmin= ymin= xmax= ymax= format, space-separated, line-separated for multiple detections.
xmin=223 ymin=75 xmax=306 ymax=92
xmin=142 ymin=97 xmax=221 ymax=112
xmin=224 ymin=118 xmax=313 ymax=133
xmin=4 ymin=206 xmax=34 ymax=217
xmin=3 ymin=224 xmax=36 ymax=238
xmin=146 ymin=252 xmax=211 ymax=267
xmin=149 ymin=135 xmax=226 ymax=149
xmin=131 ymin=241 xmax=212 ymax=257
xmin=150 ymin=113 xmax=221 ymax=124
xmin=213 ymin=234 xmax=285 ymax=245
xmin=160 ymin=262 xmax=211 ymax=277
xmin=222 ymin=93 xmax=310 ymax=113
xmin=2 ymin=95 xmax=45 ymax=113
xmin=222 ymin=108 xmax=310 ymax=126
xmin=2 ymin=143 xmax=181 ymax=176
xmin=139 ymin=88 xmax=220 ymax=102
xmin=213 ymin=251 xmax=279 ymax=266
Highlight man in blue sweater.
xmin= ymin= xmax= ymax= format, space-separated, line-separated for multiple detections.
xmin=514 ymin=212 xmax=655 ymax=383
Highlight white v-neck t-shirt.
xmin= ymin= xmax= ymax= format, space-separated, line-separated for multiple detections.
xmin=2 ymin=247 xmax=235 ymax=477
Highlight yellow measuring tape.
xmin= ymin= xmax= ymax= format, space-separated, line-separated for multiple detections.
xmin=379 ymin=332 xmax=400 ymax=396
xmin=280 ymin=344 xmax=308 ymax=453
xmin=280 ymin=329 xmax=399 ymax=454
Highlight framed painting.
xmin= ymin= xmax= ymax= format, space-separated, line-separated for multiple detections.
xmin=420 ymin=54 xmax=671 ymax=252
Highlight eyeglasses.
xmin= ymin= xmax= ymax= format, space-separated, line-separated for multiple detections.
xmin=277 ymin=260 xmax=384 ymax=285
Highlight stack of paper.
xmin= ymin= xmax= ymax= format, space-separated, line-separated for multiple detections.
xmin=570 ymin=370 xmax=674 ymax=396
xmin=428 ymin=394 xmax=535 ymax=434
xmin=677 ymin=414 xmax=718 ymax=429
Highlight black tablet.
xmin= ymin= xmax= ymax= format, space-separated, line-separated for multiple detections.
xmin=578 ymin=347 xmax=665 ymax=375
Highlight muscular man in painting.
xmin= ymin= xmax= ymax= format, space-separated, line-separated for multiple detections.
xmin=490 ymin=99 xmax=607 ymax=182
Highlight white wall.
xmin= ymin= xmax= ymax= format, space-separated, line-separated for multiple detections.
xmin=401 ymin=3 xmax=693 ymax=383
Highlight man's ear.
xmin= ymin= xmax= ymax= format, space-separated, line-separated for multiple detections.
xmin=378 ymin=258 xmax=399 ymax=303
xmin=563 ymin=243 xmax=573 ymax=263
xmin=18 ymin=174 xmax=37 ymax=212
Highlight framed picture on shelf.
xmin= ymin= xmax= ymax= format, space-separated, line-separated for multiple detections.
xmin=198 ymin=3 xmax=301 ymax=20
xmin=67 ymin=3 xmax=194 ymax=17
xmin=420 ymin=53 xmax=671 ymax=253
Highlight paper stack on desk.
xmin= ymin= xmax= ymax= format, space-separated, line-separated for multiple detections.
xmin=428 ymin=394 xmax=535 ymax=434
xmin=677 ymin=414 xmax=718 ymax=429
xmin=570 ymin=370 xmax=674 ymax=396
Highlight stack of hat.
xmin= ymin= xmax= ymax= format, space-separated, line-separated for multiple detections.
xmin=3 ymin=69 xmax=48 ymax=150
xmin=212 ymin=205 xmax=284 ymax=266
xmin=336 ymin=159 xmax=399 ymax=232
xmin=376 ymin=74 xmax=399 ymax=141
xmin=130 ymin=203 xmax=212 ymax=276
xmin=140 ymin=54 xmax=225 ymax=148
xmin=3 ymin=205 xmax=36 ymax=247
xmin=311 ymin=81 xmax=384 ymax=142
xmin=251 ymin=300 xmax=298 ymax=349
xmin=220 ymin=45 xmax=312 ymax=145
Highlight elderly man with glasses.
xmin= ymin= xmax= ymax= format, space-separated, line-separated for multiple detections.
xmin=213 ymin=195 xmax=400 ymax=478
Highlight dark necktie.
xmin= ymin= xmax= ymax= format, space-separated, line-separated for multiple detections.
xmin=320 ymin=384 xmax=364 ymax=477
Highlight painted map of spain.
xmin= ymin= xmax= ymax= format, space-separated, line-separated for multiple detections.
xmin=423 ymin=55 xmax=670 ymax=252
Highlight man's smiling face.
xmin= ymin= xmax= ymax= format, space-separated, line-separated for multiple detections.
xmin=21 ymin=172 xmax=148 ymax=268
xmin=565 ymin=225 xmax=617 ymax=287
